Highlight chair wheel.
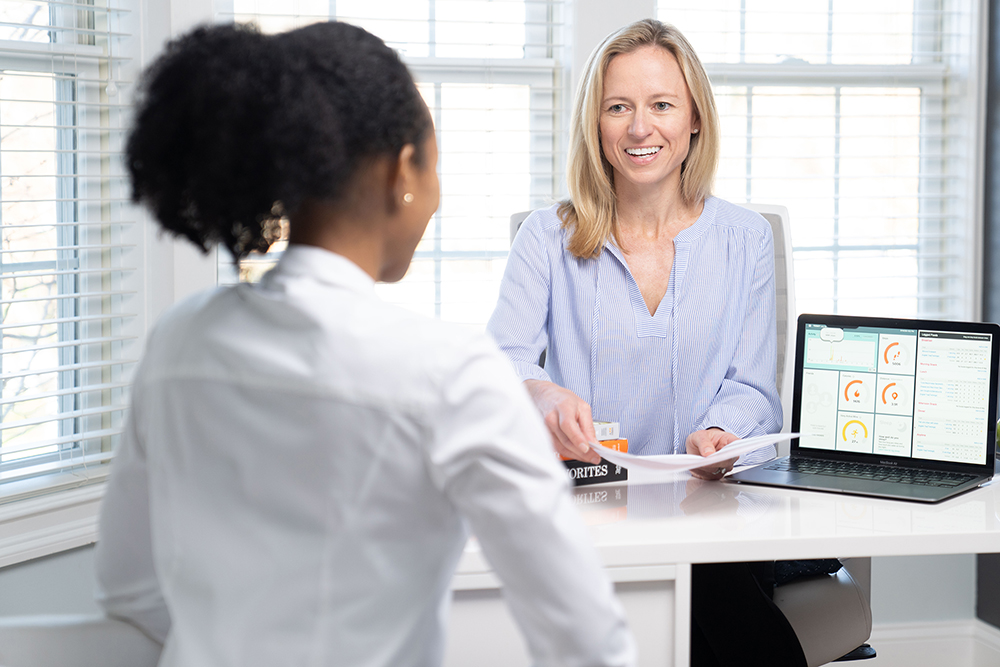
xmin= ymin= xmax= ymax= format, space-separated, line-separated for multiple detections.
xmin=833 ymin=643 xmax=877 ymax=661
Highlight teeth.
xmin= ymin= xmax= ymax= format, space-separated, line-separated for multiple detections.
xmin=625 ymin=146 xmax=661 ymax=156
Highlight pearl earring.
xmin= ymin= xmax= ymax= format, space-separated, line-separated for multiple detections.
xmin=403 ymin=193 xmax=415 ymax=204
xmin=692 ymin=129 xmax=700 ymax=134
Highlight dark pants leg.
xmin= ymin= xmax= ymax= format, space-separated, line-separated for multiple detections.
xmin=690 ymin=561 xmax=808 ymax=667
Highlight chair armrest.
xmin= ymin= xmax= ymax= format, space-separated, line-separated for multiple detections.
xmin=773 ymin=560 xmax=872 ymax=667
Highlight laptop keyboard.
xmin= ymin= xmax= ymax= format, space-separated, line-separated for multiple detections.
xmin=764 ymin=458 xmax=977 ymax=488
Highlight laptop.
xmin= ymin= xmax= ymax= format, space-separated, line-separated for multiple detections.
xmin=728 ymin=313 xmax=1000 ymax=503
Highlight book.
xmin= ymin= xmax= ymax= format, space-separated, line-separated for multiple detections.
xmin=563 ymin=438 xmax=628 ymax=487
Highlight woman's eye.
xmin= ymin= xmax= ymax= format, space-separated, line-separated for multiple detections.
xmin=609 ymin=104 xmax=627 ymax=113
xmin=655 ymin=102 xmax=671 ymax=111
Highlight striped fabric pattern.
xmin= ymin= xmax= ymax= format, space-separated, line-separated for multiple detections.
xmin=487 ymin=197 xmax=782 ymax=459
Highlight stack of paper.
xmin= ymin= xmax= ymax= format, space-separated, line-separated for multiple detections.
xmin=589 ymin=433 xmax=798 ymax=481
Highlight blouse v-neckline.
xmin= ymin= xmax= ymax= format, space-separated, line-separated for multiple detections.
xmin=603 ymin=197 xmax=715 ymax=337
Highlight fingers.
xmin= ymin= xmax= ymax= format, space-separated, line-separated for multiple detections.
xmin=685 ymin=430 xmax=715 ymax=457
xmin=690 ymin=455 xmax=738 ymax=480
xmin=533 ymin=382 xmax=601 ymax=465
xmin=544 ymin=411 xmax=591 ymax=460
xmin=552 ymin=412 xmax=601 ymax=465
xmin=685 ymin=428 xmax=739 ymax=457
xmin=696 ymin=440 xmax=717 ymax=457
xmin=688 ymin=430 xmax=740 ymax=481
xmin=690 ymin=468 xmax=720 ymax=481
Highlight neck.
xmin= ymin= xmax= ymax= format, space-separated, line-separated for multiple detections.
xmin=288 ymin=200 xmax=386 ymax=281
xmin=614 ymin=178 xmax=702 ymax=239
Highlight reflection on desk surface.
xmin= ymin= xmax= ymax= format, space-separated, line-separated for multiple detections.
xmin=572 ymin=485 xmax=627 ymax=526
xmin=567 ymin=474 xmax=1000 ymax=561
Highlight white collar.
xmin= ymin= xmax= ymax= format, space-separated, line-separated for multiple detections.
xmin=262 ymin=244 xmax=376 ymax=295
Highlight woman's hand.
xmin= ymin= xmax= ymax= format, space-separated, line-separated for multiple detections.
xmin=686 ymin=428 xmax=739 ymax=480
xmin=523 ymin=379 xmax=602 ymax=464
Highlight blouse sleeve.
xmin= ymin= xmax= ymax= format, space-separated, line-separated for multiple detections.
xmin=486 ymin=213 xmax=552 ymax=382
xmin=696 ymin=226 xmax=783 ymax=459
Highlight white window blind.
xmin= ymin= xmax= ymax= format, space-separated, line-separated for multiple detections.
xmin=0 ymin=0 xmax=134 ymax=501
xmin=658 ymin=0 xmax=982 ymax=319
xmin=215 ymin=0 xmax=567 ymax=329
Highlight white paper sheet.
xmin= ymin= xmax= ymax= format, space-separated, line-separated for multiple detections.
xmin=590 ymin=433 xmax=799 ymax=473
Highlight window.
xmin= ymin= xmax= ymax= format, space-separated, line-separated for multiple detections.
xmin=215 ymin=0 xmax=567 ymax=329
xmin=658 ymin=0 xmax=983 ymax=319
xmin=0 ymin=0 xmax=133 ymax=502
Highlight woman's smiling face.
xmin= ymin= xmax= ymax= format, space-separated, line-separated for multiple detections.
xmin=599 ymin=44 xmax=700 ymax=196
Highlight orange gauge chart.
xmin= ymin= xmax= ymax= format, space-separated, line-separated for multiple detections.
xmin=844 ymin=380 xmax=863 ymax=402
xmin=884 ymin=342 xmax=900 ymax=364
xmin=881 ymin=382 xmax=898 ymax=404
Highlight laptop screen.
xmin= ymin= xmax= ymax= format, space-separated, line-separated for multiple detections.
xmin=795 ymin=317 xmax=998 ymax=467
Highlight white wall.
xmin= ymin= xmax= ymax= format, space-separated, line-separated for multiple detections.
xmin=0 ymin=547 xmax=99 ymax=616
xmin=571 ymin=0 xmax=653 ymax=88
xmin=873 ymin=555 xmax=976 ymax=623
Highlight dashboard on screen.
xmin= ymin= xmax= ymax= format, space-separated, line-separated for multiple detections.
xmin=797 ymin=323 xmax=992 ymax=466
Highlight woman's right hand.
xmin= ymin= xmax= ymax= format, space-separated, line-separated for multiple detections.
xmin=523 ymin=379 xmax=602 ymax=464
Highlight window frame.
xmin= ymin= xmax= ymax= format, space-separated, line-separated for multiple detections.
xmin=0 ymin=0 xmax=149 ymax=568
xmin=659 ymin=0 xmax=987 ymax=321
xmin=216 ymin=2 xmax=572 ymax=331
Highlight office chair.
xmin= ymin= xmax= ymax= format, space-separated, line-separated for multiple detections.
xmin=0 ymin=613 xmax=162 ymax=667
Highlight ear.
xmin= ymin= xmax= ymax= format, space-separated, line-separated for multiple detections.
xmin=387 ymin=143 xmax=419 ymax=213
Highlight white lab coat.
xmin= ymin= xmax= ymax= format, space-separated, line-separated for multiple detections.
xmin=95 ymin=245 xmax=635 ymax=667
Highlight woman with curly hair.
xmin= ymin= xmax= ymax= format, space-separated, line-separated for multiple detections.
xmin=95 ymin=21 xmax=634 ymax=667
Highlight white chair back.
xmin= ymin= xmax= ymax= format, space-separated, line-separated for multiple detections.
xmin=510 ymin=211 xmax=530 ymax=245
xmin=743 ymin=204 xmax=796 ymax=440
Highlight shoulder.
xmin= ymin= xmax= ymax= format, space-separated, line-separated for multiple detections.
xmin=370 ymin=304 xmax=497 ymax=367
xmin=508 ymin=204 xmax=575 ymax=273
xmin=142 ymin=282 xmax=516 ymax=417
xmin=362 ymin=306 xmax=531 ymax=427
xmin=142 ymin=285 xmax=232 ymax=355
xmin=708 ymin=197 xmax=773 ymax=239
xmin=333 ymin=298 xmax=519 ymax=401
xmin=514 ymin=204 xmax=565 ymax=240
xmin=132 ymin=285 xmax=242 ymax=390
xmin=694 ymin=198 xmax=774 ymax=258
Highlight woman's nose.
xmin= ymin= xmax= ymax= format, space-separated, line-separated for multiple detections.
xmin=629 ymin=109 xmax=651 ymax=138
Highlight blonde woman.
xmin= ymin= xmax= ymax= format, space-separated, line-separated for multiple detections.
xmin=488 ymin=19 xmax=811 ymax=667
xmin=488 ymin=19 xmax=781 ymax=478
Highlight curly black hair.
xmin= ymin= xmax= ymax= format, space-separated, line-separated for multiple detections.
xmin=127 ymin=22 xmax=432 ymax=260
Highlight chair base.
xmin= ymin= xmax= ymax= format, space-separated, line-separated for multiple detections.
xmin=833 ymin=644 xmax=877 ymax=662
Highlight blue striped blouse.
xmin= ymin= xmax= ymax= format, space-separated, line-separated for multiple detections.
xmin=487 ymin=196 xmax=782 ymax=459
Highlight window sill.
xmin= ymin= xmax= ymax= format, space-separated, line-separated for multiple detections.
xmin=0 ymin=481 xmax=106 ymax=568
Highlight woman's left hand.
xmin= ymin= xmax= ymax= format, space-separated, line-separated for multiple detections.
xmin=686 ymin=428 xmax=739 ymax=480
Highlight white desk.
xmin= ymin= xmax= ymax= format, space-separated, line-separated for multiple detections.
xmin=446 ymin=473 xmax=1000 ymax=666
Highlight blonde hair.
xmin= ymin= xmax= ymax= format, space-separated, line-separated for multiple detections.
xmin=559 ymin=19 xmax=720 ymax=258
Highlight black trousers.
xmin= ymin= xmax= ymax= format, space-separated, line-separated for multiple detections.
xmin=690 ymin=561 xmax=808 ymax=667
